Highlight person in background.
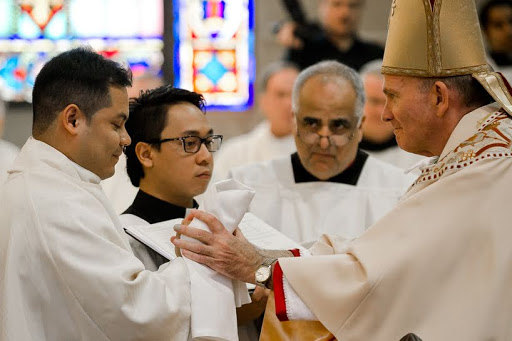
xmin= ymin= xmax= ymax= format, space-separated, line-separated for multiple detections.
xmin=479 ymin=0 xmax=512 ymax=68
xmin=0 ymin=47 xmax=192 ymax=340
xmin=172 ymin=0 xmax=512 ymax=338
xmin=0 ymin=98 xmax=20 ymax=184
xmin=275 ymin=0 xmax=383 ymax=71
xmin=213 ymin=61 xmax=299 ymax=180
xmin=358 ymin=59 xmax=424 ymax=171
xmin=229 ymin=60 xmax=414 ymax=246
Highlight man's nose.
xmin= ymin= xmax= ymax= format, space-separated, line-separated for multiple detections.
xmin=196 ymin=143 xmax=212 ymax=164
xmin=121 ymin=127 xmax=131 ymax=146
xmin=318 ymin=135 xmax=331 ymax=150
xmin=381 ymin=103 xmax=393 ymax=122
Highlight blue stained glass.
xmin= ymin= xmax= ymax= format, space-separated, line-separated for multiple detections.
xmin=44 ymin=12 xmax=67 ymax=39
xmin=200 ymin=55 xmax=228 ymax=84
xmin=19 ymin=14 xmax=41 ymax=39
xmin=0 ymin=57 xmax=24 ymax=91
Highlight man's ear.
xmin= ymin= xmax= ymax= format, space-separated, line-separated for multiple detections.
xmin=135 ymin=142 xmax=154 ymax=168
xmin=431 ymin=81 xmax=450 ymax=118
xmin=61 ymin=104 xmax=83 ymax=135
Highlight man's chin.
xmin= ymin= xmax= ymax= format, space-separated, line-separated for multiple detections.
xmin=307 ymin=164 xmax=338 ymax=180
xmin=100 ymin=168 xmax=116 ymax=181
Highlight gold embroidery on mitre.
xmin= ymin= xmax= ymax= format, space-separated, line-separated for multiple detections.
xmin=382 ymin=0 xmax=488 ymax=77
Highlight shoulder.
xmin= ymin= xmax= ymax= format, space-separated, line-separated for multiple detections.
xmin=414 ymin=109 xmax=512 ymax=187
xmin=0 ymin=139 xmax=20 ymax=166
xmin=360 ymin=156 xmax=416 ymax=188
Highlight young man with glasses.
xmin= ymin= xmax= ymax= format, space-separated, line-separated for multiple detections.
xmin=119 ymin=85 xmax=222 ymax=270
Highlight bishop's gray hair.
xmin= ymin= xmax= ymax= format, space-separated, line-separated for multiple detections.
xmin=292 ymin=60 xmax=365 ymax=122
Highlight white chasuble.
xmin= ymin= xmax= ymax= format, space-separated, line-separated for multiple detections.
xmin=276 ymin=104 xmax=512 ymax=340
xmin=229 ymin=154 xmax=415 ymax=245
xmin=0 ymin=137 xmax=191 ymax=341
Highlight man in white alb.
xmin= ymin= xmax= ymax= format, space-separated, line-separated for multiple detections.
xmin=0 ymin=47 xmax=191 ymax=341
xmin=229 ymin=60 xmax=415 ymax=246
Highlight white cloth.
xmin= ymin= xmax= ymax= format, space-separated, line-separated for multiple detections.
xmin=364 ymin=145 xmax=425 ymax=173
xmin=101 ymin=154 xmax=138 ymax=214
xmin=120 ymin=214 xmax=185 ymax=272
xmin=0 ymin=139 xmax=19 ymax=185
xmin=183 ymin=179 xmax=255 ymax=341
xmin=0 ymin=137 xmax=191 ymax=341
xmin=229 ymin=155 xmax=415 ymax=245
xmin=213 ymin=121 xmax=296 ymax=181
xmin=278 ymin=103 xmax=512 ymax=340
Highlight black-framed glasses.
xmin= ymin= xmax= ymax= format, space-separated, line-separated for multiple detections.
xmin=146 ymin=135 xmax=223 ymax=153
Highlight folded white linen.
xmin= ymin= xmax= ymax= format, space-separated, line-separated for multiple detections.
xmin=182 ymin=179 xmax=255 ymax=341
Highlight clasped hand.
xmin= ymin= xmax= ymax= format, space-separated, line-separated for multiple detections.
xmin=171 ymin=209 xmax=265 ymax=284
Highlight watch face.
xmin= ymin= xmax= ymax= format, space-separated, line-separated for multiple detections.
xmin=255 ymin=266 xmax=271 ymax=282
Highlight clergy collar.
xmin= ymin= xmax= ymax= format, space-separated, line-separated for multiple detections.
xmin=291 ymin=150 xmax=368 ymax=185
xmin=359 ymin=135 xmax=397 ymax=151
xmin=123 ymin=190 xmax=198 ymax=224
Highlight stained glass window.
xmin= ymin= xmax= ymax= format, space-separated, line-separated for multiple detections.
xmin=0 ymin=0 xmax=164 ymax=102
xmin=173 ymin=0 xmax=255 ymax=111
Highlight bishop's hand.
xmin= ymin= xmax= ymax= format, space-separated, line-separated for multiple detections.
xmin=171 ymin=209 xmax=265 ymax=284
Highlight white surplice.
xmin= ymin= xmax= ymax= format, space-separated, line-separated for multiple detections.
xmin=0 ymin=137 xmax=191 ymax=341
xmin=276 ymin=103 xmax=512 ymax=340
xmin=229 ymin=154 xmax=415 ymax=245
xmin=212 ymin=121 xmax=296 ymax=181
xmin=0 ymin=139 xmax=19 ymax=185
xmin=101 ymin=154 xmax=138 ymax=214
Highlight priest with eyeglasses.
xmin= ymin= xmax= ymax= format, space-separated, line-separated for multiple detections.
xmin=228 ymin=60 xmax=415 ymax=248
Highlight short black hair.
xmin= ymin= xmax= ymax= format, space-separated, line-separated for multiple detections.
xmin=479 ymin=0 xmax=512 ymax=30
xmin=125 ymin=85 xmax=206 ymax=187
xmin=32 ymin=47 xmax=132 ymax=135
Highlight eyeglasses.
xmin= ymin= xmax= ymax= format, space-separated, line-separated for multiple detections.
xmin=296 ymin=117 xmax=358 ymax=147
xmin=146 ymin=135 xmax=223 ymax=153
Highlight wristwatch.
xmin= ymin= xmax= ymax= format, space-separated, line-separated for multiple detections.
xmin=255 ymin=258 xmax=277 ymax=288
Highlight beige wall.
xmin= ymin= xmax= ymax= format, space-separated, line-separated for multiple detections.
xmin=2 ymin=0 xmax=488 ymax=147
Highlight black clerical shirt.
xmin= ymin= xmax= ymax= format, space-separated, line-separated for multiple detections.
xmin=291 ymin=149 xmax=369 ymax=185
xmin=123 ymin=190 xmax=198 ymax=267
xmin=123 ymin=190 xmax=198 ymax=224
